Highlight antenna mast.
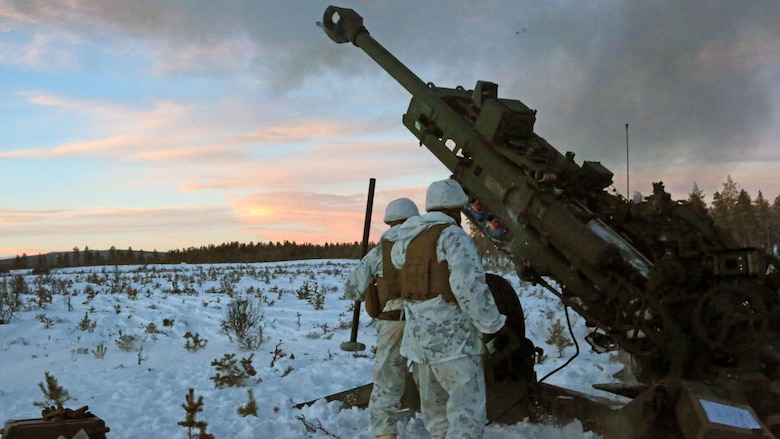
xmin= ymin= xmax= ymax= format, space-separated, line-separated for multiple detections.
xmin=625 ymin=123 xmax=630 ymax=199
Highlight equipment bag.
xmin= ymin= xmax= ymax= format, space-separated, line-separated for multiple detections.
xmin=363 ymin=282 xmax=381 ymax=318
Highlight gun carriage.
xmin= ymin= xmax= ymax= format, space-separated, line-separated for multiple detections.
xmin=318 ymin=6 xmax=780 ymax=438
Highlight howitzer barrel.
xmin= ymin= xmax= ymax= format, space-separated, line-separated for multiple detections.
xmin=320 ymin=6 xmax=623 ymax=272
xmin=320 ymin=7 xmax=431 ymax=99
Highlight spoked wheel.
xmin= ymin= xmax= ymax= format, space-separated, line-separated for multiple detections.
xmin=486 ymin=273 xmax=525 ymax=340
xmin=612 ymin=292 xmax=670 ymax=357
xmin=693 ymin=284 xmax=769 ymax=354
xmin=483 ymin=273 xmax=539 ymax=384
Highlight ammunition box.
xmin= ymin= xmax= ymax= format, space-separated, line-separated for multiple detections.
xmin=675 ymin=384 xmax=774 ymax=439
xmin=2 ymin=416 xmax=109 ymax=439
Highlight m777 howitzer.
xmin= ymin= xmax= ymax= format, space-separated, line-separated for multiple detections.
xmin=316 ymin=6 xmax=780 ymax=438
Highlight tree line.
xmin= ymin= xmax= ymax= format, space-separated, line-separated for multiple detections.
xmin=4 ymin=241 xmax=367 ymax=273
xmin=687 ymin=175 xmax=780 ymax=251
xmin=467 ymin=174 xmax=780 ymax=265
xmin=5 ymin=174 xmax=778 ymax=273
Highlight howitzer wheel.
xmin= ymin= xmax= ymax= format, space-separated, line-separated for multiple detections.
xmin=485 ymin=273 xmax=525 ymax=340
xmin=484 ymin=273 xmax=538 ymax=385
xmin=612 ymin=287 xmax=670 ymax=357
xmin=693 ymin=284 xmax=769 ymax=354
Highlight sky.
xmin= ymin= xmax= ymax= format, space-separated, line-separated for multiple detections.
xmin=1 ymin=0 xmax=779 ymax=259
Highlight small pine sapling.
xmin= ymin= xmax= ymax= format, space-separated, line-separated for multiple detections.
xmin=114 ymin=330 xmax=139 ymax=351
xmin=211 ymin=354 xmax=243 ymax=388
xmin=210 ymin=353 xmax=256 ymax=388
xmin=92 ymin=343 xmax=107 ymax=359
xmin=240 ymin=353 xmax=257 ymax=377
xmin=183 ymin=331 xmax=208 ymax=352
xmin=34 ymin=280 xmax=53 ymax=308
xmin=144 ymin=321 xmax=162 ymax=334
xmin=237 ymin=389 xmax=258 ymax=417
xmin=33 ymin=371 xmax=71 ymax=409
xmin=78 ymin=311 xmax=96 ymax=332
xmin=269 ymin=340 xmax=287 ymax=368
xmin=545 ymin=318 xmax=574 ymax=358
xmin=35 ymin=313 xmax=57 ymax=329
xmin=137 ymin=346 xmax=149 ymax=365
xmin=178 ymin=388 xmax=214 ymax=439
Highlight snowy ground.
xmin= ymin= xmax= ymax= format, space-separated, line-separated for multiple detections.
xmin=0 ymin=260 xmax=627 ymax=438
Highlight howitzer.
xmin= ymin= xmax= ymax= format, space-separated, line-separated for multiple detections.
xmin=318 ymin=6 xmax=780 ymax=438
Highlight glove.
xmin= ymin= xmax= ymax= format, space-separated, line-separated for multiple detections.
xmin=486 ymin=337 xmax=497 ymax=354
xmin=485 ymin=326 xmax=519 ymax=355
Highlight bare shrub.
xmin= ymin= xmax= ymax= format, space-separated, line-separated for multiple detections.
xmin=0 ymin=279 xmax=23 ymax=324
xmin=545 ymin=319 xmax=573 ymax=358
xmin=220 ymin=297 xmax=264 ymax=350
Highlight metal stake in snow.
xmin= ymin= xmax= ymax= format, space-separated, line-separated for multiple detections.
xmin=340 ymin=178 xmax=375 ymax=352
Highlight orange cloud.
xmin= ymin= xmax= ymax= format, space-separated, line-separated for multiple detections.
xmin=230 ymin=185 xmax=428 ymax=245
xmin=179 ymin=181 xmax=246 ymax=193
xmin=0 ymin=205 xmax=244 ymax=258
xmin=697 ymin=32 xmax=780 ymax=72
xmin=230 ymin=122 xmax=349 ymax=145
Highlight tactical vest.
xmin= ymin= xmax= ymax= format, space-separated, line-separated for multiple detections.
xmin=374 ymin=239 xmax=403 ymax=320
xmin=401 ymin=224 xmax=456 ymax=303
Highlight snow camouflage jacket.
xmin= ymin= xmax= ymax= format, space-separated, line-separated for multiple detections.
xmin=343 ymin=225 xmax=404 ymax=314
xmin=391 ymin=211 xmax=506 ymax=365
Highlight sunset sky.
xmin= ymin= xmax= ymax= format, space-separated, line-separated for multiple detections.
xmin=1 ymin=1 xmax=779 ymax=259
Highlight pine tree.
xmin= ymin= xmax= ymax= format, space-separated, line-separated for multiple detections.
xmin=83 ymin=246 xmax=93 ymax=265
xmin=772 ymin=195 xmax=780 ymax=250
xmin=237 ymin=389 xmax=258 ymax=417
xmin=34 ymin=371 xmax=71 ymax=409
xmin=687 ymin=182 xmax=707 ymax=212
xmin=178 ymin=388 xmax=214 ymax=439
xmin=72 ymin=246 xmax=81 ymax=266
xmin=754 ymin=191 xmax=772 ymax=249
xmin=734 ymin=189 xmax=756 ymax=246
xmin=710 ymin=175 xmax=740 ymax=236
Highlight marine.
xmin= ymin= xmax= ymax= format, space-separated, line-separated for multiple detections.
xmin=344 ymin=197 xmax=420 ymax=439
xmin=391 ymin=179 xmax=506 ymax=439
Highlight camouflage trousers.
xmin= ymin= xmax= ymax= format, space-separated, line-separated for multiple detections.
xmin=412 ymin=355 xmax=486 ymax=439
xmin=370 ymin=319 xmax=409 ymax=436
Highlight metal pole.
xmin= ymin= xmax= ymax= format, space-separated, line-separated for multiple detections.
xmin=341 ymin=178 xmax=375 ymax=352
xmin=625 ymin=123 xmax=630 ymax=200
